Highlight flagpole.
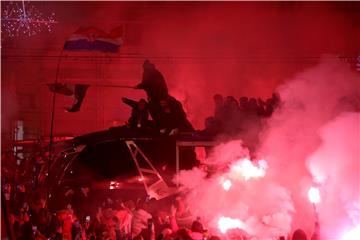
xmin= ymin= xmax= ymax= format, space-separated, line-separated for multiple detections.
xmin=47 ymin=48 xmax=64 ymax=204
xmin=95 ymin=84 xmax=134 ymax=88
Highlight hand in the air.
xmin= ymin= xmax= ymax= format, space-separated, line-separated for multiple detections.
xmin=170 ymin=204 xmax=177 ymax=217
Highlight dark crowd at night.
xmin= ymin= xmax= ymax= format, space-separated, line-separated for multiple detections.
xmin=2 ymin=1 xmax=360 ymax=240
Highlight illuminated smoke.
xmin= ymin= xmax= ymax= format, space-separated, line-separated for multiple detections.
xmin=177 ymin=142 xmax=295 ymax=239
xmin=306 ymin=112 xmax=360 ymax=239
xmin=176 ymin=56 xmax=359 ymax=239
xmin=308 ymin=187 xmax=321 ymax=204
xmin=258 ymin=56 xmax=360 ymax=237
xmin=218 ymin=217 xmax=245 ymax=234
xmin=221 ymin=158 xmax=267 ymax=191
xmin=341 ymin=224 xmax=360 ymax=240
xmin=221 ymin=179 xmax=232 ymax=191
xmin=228 ymin=158 xmax=267 ymax=181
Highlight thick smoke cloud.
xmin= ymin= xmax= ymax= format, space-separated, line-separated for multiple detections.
xmin=176 ymin=56 xmax=360 ymax=239
xmin=306 ymin=112 xmax=360 ymax=239
xmin=177 ymin=141 xmax=295 ymax=239
xmin=259 ymin=56 xmax=360 ymax=236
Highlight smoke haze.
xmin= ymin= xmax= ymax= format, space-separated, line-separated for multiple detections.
xmin=177 ymin=56 xmax=360 ymax=239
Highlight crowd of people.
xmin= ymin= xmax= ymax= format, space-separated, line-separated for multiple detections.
xmin=2 ymin=60 xmax=309 ymax=240
xmin=2 ymin=179 xmax=313 ymax=240
xmin=204 ymin=93 xmax=281 ymax=136
xmin=200 ymin=93 xmax=280 ymax=152
xmin=2 ymin=178 xmax=220 ymax=240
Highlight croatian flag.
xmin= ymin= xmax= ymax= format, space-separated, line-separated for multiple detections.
xmin=64 ymin=26 xmax=123 ymax=53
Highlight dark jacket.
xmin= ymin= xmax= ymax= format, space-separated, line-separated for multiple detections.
xmin=122 ymin=98 xmax=149 ymax=130
xmin=136 ymin=67 xmax=168 ymax=101
xmin=158 ymin=97 xmax=194 ymax=133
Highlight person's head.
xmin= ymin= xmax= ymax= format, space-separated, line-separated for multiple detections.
xmin=239 ymin=97 xmax=249 ymax=109
xmin=213 ymin=94 xmax=223 ymax=106
xmin=162 ymin=228 xmax=173 ymax=237
xmin=103 ymin=208 xmax=113 ymax=219
xmin=271 ymin=92 xmax=281 ymax=107
xmin=138 ymin=98 xmax=148 ymax=111
xmin=224 ymin=96 xmax=239 ymax=110
xmin=205 ymin=117 xmax=216 ymax=128
xmin=176 ymin=228 xmax=192 ymax=240
xmin=160 ymin=99 xmax=168 ymax=107
xmin=266 ymin=98 xmax=273 ymax=106
xmin=174 ymin=196 xmax=186 ymax=213
xmin=209 ymin=236 xmax=221 ymax=240
xmin=292 ymin=229 xmax=307 ymax=240
xmin=71 ymin=220 xmax=82 ymax=239
xmin=160 ymin=99 xmax=171 ymax=113
xmin=272 ymin=92 xmax=280 ymax=101
xmin=156 ymin=210 xmax=170 ymax=224
xmin=133 ymin=235 xmax=144 ymax=240
xmin=248 ymin=98 xmax=258 ymax=111
xmin=124 ymin=200 xmax=136 ymax=211
xmin=143 ymin=59 xmax=155 ymax=70
xmin=20 ymin=222 xmax=35 ymax=239
xmin=22 ymin=202 xmax=29 ymax=211
xmin=136 ymin=198 xmax=150 ymax=211
xmin=191 ymin=220 xmax=205 ymax=233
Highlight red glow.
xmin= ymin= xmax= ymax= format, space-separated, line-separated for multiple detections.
xmin=341 ymin=225 xmax=360 ymax=240
xmin=308 ymin=187 xmax=321 ymax=204
xmin=228 ymin=158 xmax=267 ymax=181
xmin=222 ymin=179 xmax=232 ymax=191
xmin=109 ymin=181 xmax=121 ymax=190
xmin=218 ymin=216 xmax=245 ymax=234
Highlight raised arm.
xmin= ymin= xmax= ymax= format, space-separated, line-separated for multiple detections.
xmin=122 ymin=97 xmax=138 ymax=108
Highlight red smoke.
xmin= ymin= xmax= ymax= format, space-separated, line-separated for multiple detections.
xmin=176 ymin=56 xmax=360 ymax=238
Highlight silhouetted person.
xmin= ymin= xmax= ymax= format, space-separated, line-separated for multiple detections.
xmin=257 ymin=97 xmax=267 ymax=117
xmin=122 ymin=97 xmax=150 ymax=131
xmin=200 ymin=94 xmax=224 ymax=137
xmin=135 ymin=60 xmax=168 ymax=101
xmin=213 ymin=94 xmax=224 ymax=120
xmin=292 ymin=229 xmax=307 ymax=240
xmin=239 ymin=96 xmax=249 ymax=112
xmin=248 ymin=98 xmax=259 ymax=114
xmin=221 ymin=96 xmax=241 ymax=136
xmin=134 ymin=60 xmax=169 ymax=123
xmin=158 ymin=96 xmax=194 ymax=135
xmin=264 ymin=93 xmax=281 ymax=117
xmin=202 ymin=116 xmax=220 ymax=137
xmin=238 ymin=97 xmax=263 ymax=153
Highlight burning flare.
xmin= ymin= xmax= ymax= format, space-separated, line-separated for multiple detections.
xmin=218 ymin=216 xmax=245 ymax=234
xmin=229 ymin=158 xmax=268 ymax=181
xmin=222 ymin=179 xmax=232 ymax=191
xmin=308 ymin=187 xmax=321 ymax=204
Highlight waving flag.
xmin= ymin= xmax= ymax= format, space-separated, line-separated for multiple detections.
xmin=47 ymin=83 xmax=90 ymax=112
xmin=64 ymin=26 xmax=123 ymax=53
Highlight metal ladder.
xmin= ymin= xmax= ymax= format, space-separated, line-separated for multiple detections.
xmin=125 ymin=140 xmax=177 ymax=200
